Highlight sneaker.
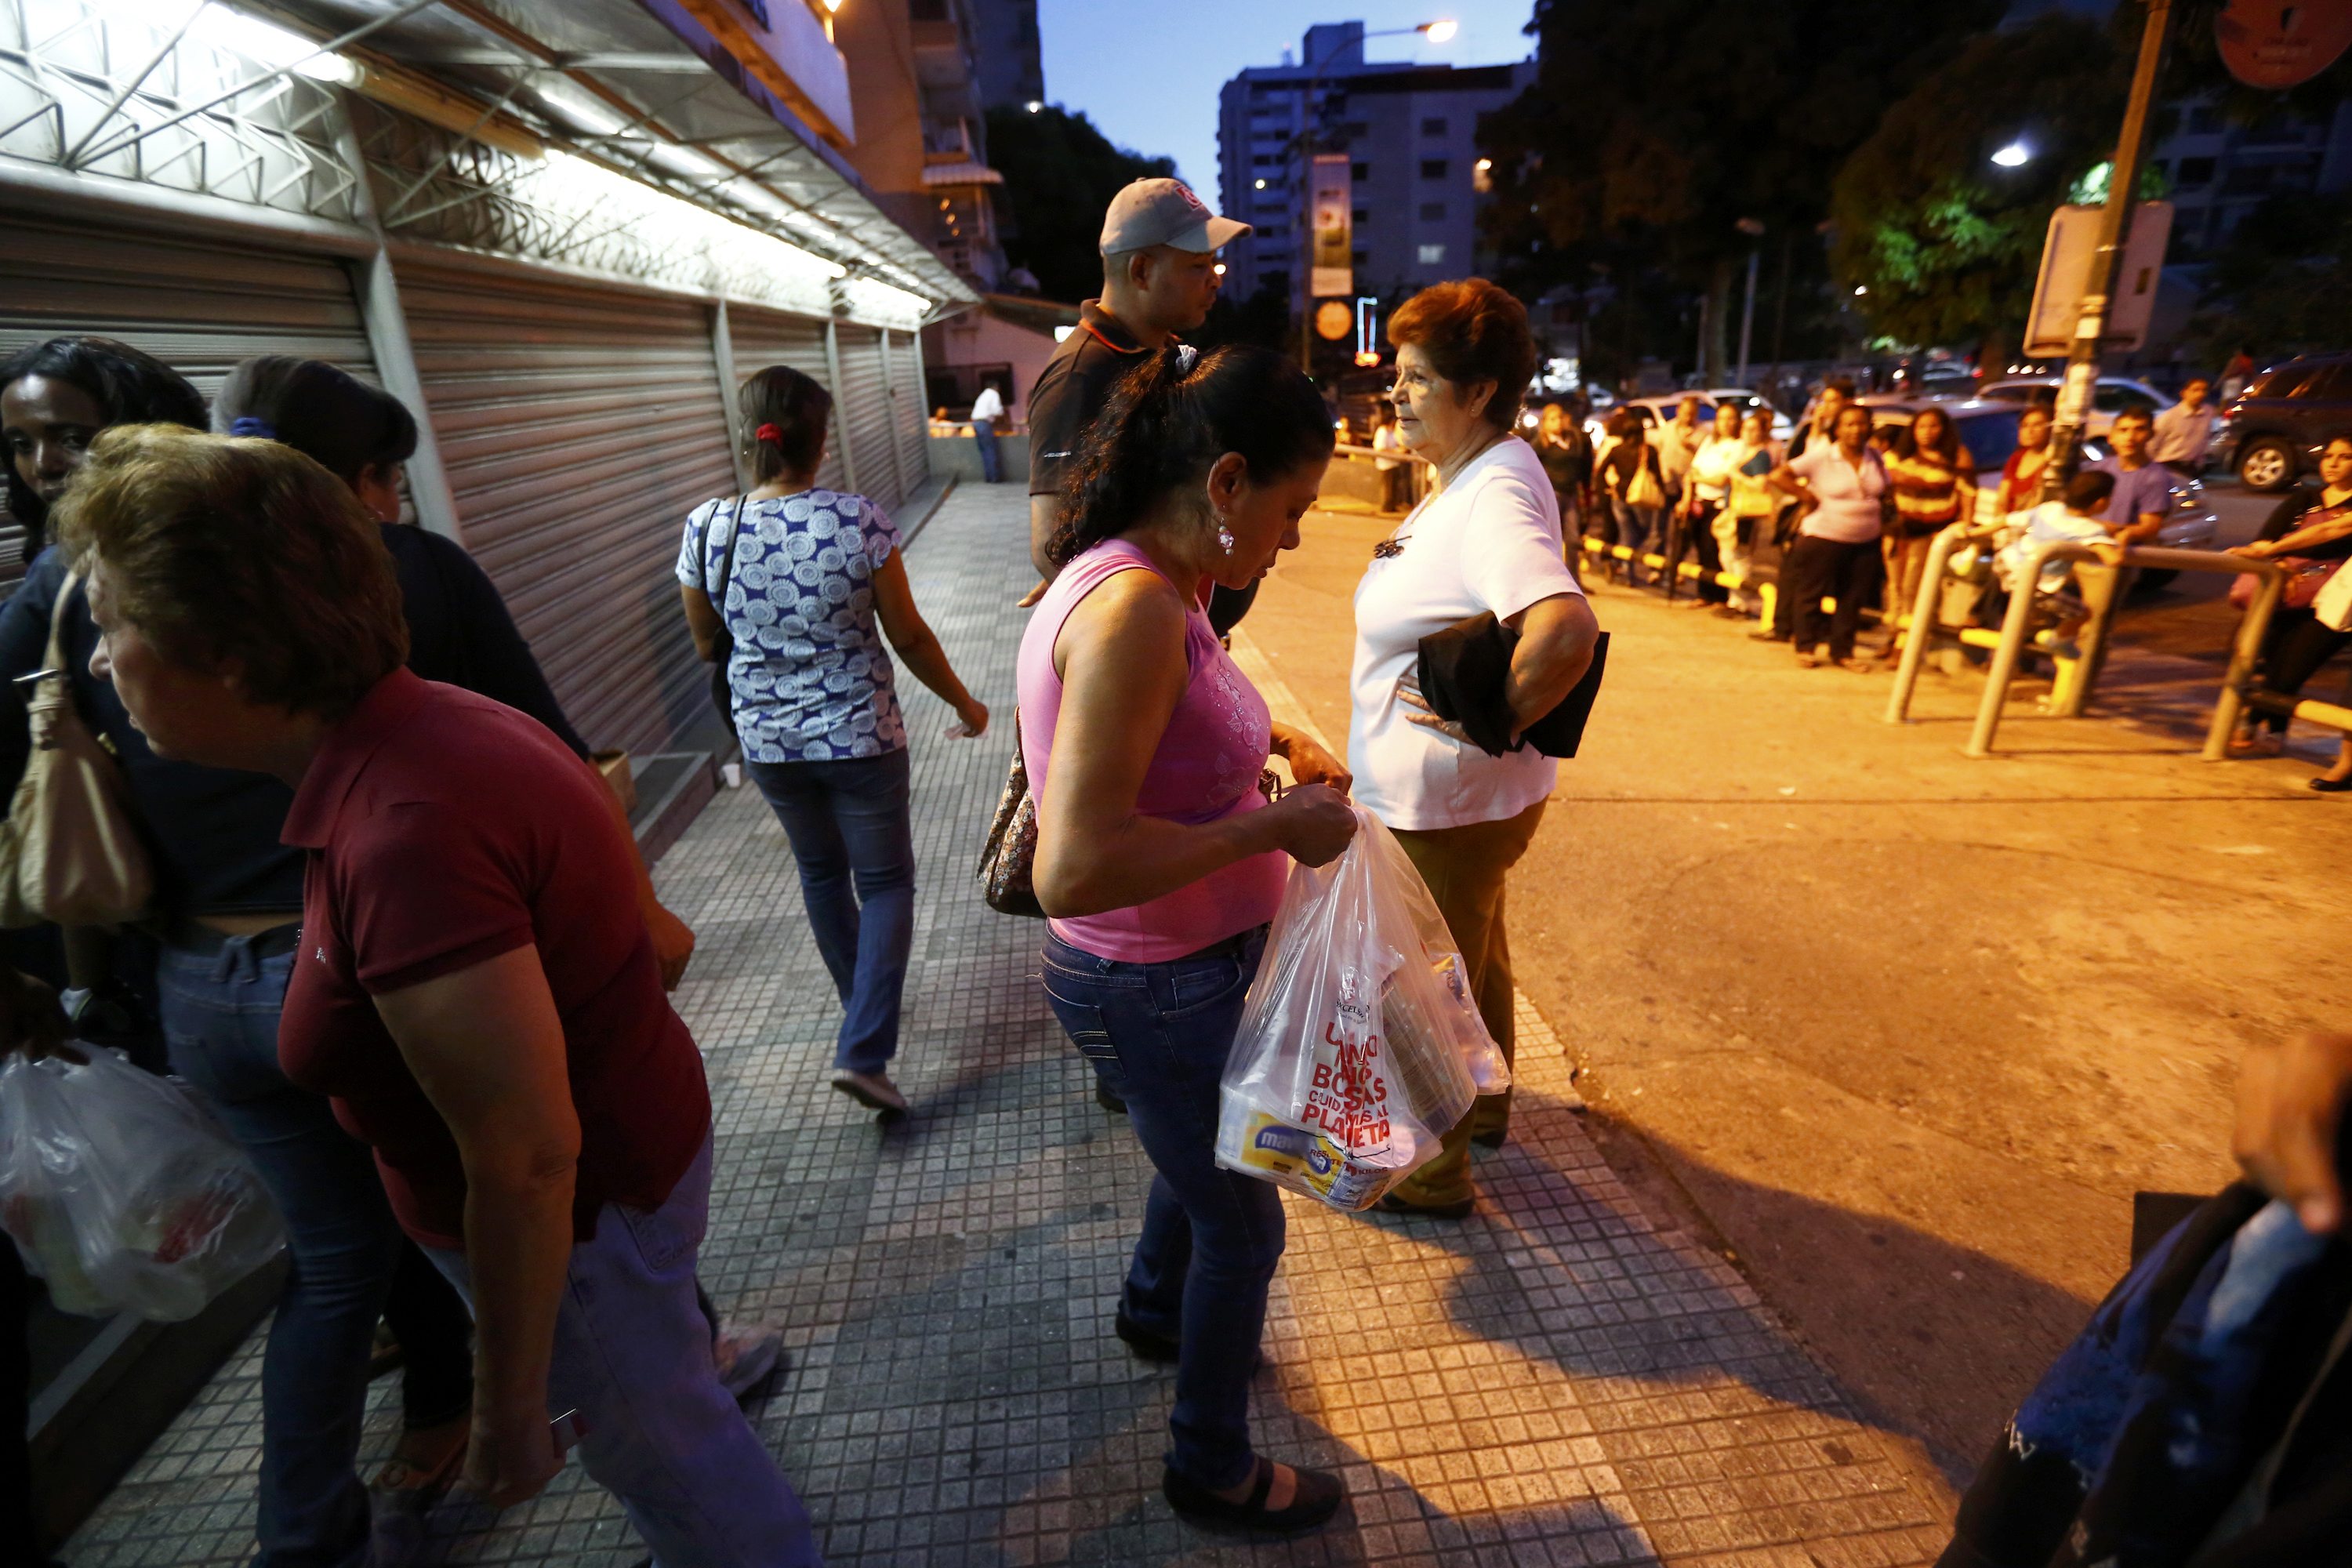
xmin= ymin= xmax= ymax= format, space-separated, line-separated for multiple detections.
xmin=713 ymin=1322 xmax=786 ymax=1401
xmin=829 ymin=1068 xmax=908 ymax=1115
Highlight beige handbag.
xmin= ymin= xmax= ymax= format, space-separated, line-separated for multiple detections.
xmin=0 ymin=572 xmax=154 ymax=927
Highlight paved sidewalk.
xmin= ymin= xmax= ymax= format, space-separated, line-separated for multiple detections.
xmin=66 ymin=485 xmax=1947 ymax=1566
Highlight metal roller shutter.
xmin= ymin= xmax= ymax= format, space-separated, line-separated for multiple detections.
xmin=725 ymin=307 xmax=847 ymax=494
xmin=0 ymin=212 xmax=377 ymax=580
xmin=887 ymin=329 xmax=930 ymax=500
xmin=834 ymin=323 xmax=904 ymax=516
xmin=399 ymin=262 xmax=735 ymax=757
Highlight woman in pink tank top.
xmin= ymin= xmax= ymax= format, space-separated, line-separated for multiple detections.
xmin=1015 ymin=344 xmax=1357 ymax=1536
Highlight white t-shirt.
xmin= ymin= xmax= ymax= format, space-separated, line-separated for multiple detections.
xmin=1787 ymin=443 xmax=1888 ymax=543
xmin=1373 ymin=423 xmax=1403 ymax=470
xmin=1350 ymin=437 xmax=1586 ymax=832
xmin=968 ymin=386 xmax=1004 ymax=425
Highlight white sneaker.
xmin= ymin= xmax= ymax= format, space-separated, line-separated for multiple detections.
xmin=713 ymin=1322 xmax=784 ymax=1400
xmin=829 ymin=1068 xmax=908 ymax=1114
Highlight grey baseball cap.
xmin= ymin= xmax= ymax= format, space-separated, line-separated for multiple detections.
xmin=1099 ymin=177 xmax=1250 ymax=255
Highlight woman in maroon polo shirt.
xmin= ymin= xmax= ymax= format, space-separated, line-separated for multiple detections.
xmin=54 ymin=426 xmax=819 ymax=1566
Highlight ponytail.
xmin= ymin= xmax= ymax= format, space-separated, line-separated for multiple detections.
xmin=213 ymin=356 xmax=417 ymax=488
xmin=1050 ymin=344 xmax=1334 ymax=567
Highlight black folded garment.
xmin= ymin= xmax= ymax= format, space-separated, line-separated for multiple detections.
xmin=1414 ymin=614 xmax=1608 ymax=758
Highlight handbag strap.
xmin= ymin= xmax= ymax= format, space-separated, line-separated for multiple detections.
xmin=713 ymin=498 xmax=745 ymax=604
xmin=43 ymin=571 xmax=78 ymax=676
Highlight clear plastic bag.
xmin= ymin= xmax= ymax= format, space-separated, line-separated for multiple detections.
xmin=0 ymin=1048 xmax=284 ymax=1321
xmin=1215 ymin=805 xmax=1510 ymax=1210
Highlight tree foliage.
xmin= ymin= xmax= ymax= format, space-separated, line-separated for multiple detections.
xmin=983 ymin=105 xmax=1174 ymax=304
xmin=2190 ymin=191 xmax=2352 ymax=360
xmin=1481 ymin=0 xmax=2004 ymax=303
xmin=1830 ymin=16 xmax=2127 ymax=350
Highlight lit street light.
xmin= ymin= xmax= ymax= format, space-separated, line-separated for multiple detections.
xmin=1991 ymin=142 xmax=2032 ymax=168
xmin=1024 ymin=100 xmax=1043 ymax=113
xmin=1422 ymin=20 xmax=1459 ymax=42
xmin=1853 ymin=285 xmax=1868 ymax=296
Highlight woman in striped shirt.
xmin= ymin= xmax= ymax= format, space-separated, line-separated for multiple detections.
xmin=1882 ymin=406 xmax=1977 ymax=630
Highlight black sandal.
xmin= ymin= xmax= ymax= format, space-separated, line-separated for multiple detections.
xmin=1163 ymin=1456 xmax=1345 ymax=1535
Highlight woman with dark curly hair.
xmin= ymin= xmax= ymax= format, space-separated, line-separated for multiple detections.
xmin=2 ymin=336 xmax=206 ymax=557
xmin=1019 ymin=343 xmax=1359 ymax=1534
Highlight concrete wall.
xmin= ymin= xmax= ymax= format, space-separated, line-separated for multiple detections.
xmin=930 ymin=427 xmax=1031 ymax=481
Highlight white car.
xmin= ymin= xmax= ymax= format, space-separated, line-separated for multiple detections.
xmin=1584 ymin=391 xmax=1793 ymax=447
xmin=1976 ymin=376 xmax=2172 ymax=438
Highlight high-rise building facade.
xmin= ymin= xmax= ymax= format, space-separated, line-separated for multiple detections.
xmin=965 ymin=0 xmax=1046 ymax=111
xmin=1217 ymin=24 xmax=1533 ymax=316
xmin=2144 ymin=93 xmax=2352 ymax=256
xmin=837 ymin=0 xmax=1009 ymax=290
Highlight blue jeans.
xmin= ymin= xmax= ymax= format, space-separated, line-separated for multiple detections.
xmin=426 ymin=1134 xmax=821 ymax=1568
xmin=1040 ymin=927 xmax=1283 ymax=1490
xmin=746 ymin=750 xmax=915 ymax=1075
xmin=972 ymin=419 xmax=1002 ymax=484
xmin=158 ymin=931 xmax=401 ymax=1568
xmin=1611 ymin=496 xmax=1661 ymax=584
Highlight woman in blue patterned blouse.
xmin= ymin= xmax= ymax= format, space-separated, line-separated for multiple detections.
xmin=678 ymin=365 xmax=989 ymax=1116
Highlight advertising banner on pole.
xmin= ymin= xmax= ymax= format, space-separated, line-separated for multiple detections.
xmin=1308 ymin=152 xmax=1352 ymax=300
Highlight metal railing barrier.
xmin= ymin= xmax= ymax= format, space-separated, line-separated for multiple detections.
xmin=1954 ymin=543 xmax=2284 ymax=759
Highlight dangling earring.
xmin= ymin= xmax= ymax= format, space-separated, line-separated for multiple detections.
xmin=1214 ymin=516 xmax=1236 ymax=555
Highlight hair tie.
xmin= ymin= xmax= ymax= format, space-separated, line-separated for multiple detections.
xmin=1174 ymin=344 xmax=1198 ymax=374
xmin=753 ymin=423 xmax=784 ymax=446
xmin=229 ymin=416 xmax=276 ymax=439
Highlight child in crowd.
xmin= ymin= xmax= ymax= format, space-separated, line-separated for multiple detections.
xmin=1995 ymin=470 xmax=2127 ymax=659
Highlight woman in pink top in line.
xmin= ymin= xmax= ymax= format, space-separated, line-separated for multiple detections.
xmin=1016 ymin=344 xmax=1357 ymax=1536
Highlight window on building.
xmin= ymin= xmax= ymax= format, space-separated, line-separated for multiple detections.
xmin=1352 ymin=162 xmax=1370 ymax=181
xmin=1254 ymin=154 xmax=1280 ymax=167
xmin=1419 ymin=201 xmax=1446 ymax=221
xmin=1352 ymin=207 xmax=1370 ymax=225
xmin=1421 ymin=116 xmax=1447 ymax=136
xmin=2176 ymin=155 xmax=2216 ymax=187
xmin=1421 ymin=158 xmax=1448 ymax=180
xmin=1352 ymin=249 xmax=1370 ymax=267
xmin=2189 ymin=105 xmax=2221 ymax=133
xmin=909 ymin=0 xmax=948 ymax=18
xmin=1418 ymin=243 xmax=1446 ymax=265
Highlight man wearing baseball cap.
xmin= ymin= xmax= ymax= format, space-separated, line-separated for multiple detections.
xmin=1024 ymin=177 xmax=1254 ymax=629
xmin=1022 ymin=178 xmax=1250 ymax=1120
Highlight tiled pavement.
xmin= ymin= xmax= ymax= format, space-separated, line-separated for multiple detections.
xmin=66 ymin=484 xmax=1951 ymax=1566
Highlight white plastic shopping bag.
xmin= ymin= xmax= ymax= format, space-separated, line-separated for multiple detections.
xmin=0 ymin=1047 xmax=283 ymax=1320
xmin=1215 ymin=805 xmax=1510 ymax=1210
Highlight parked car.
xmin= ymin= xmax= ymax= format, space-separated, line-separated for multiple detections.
xmin=1976 ymin=376 xmax=2171 ymax=438
xmin=2211 ymin=352 xmax=2352 ymax=492
xmin=1859 ymin=395 xmax=2217 ymax=586
xmin=1585 ymin=390 xmax=1793 ymax=448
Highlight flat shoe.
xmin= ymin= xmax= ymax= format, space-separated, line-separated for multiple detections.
xmin=1163 ymin=1457 xmax=1345 ymax=1537
xmin=829 ymin=1069 xmax=908 ymax=1116
xmin=1795 ymin=653 xmax=1820 ymax=670
xmin=1096 ymin=1081 xmax=1127 ymax=1114
xmin=2311 ymin=775 xmax=2352 ymax=793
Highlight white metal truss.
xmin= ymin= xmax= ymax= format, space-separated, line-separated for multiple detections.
xmin=0 ymin=0 xmax=383 ymax=223
xmin=0 ymin=0 xmax=962 ymax=325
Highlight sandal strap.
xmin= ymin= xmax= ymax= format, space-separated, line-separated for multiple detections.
xmin=1244 ymin=1457 xmax=1275 ymax=1511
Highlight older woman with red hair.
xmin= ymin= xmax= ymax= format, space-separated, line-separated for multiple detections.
xmin=1350 ymin=280 xmax=1601 ymax=1217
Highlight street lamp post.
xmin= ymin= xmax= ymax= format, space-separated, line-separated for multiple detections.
xmin=2042 ymin=0 xmax=2172 ymax=501
xmin=1294 ymin=20 xmax=1457 ymax=373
